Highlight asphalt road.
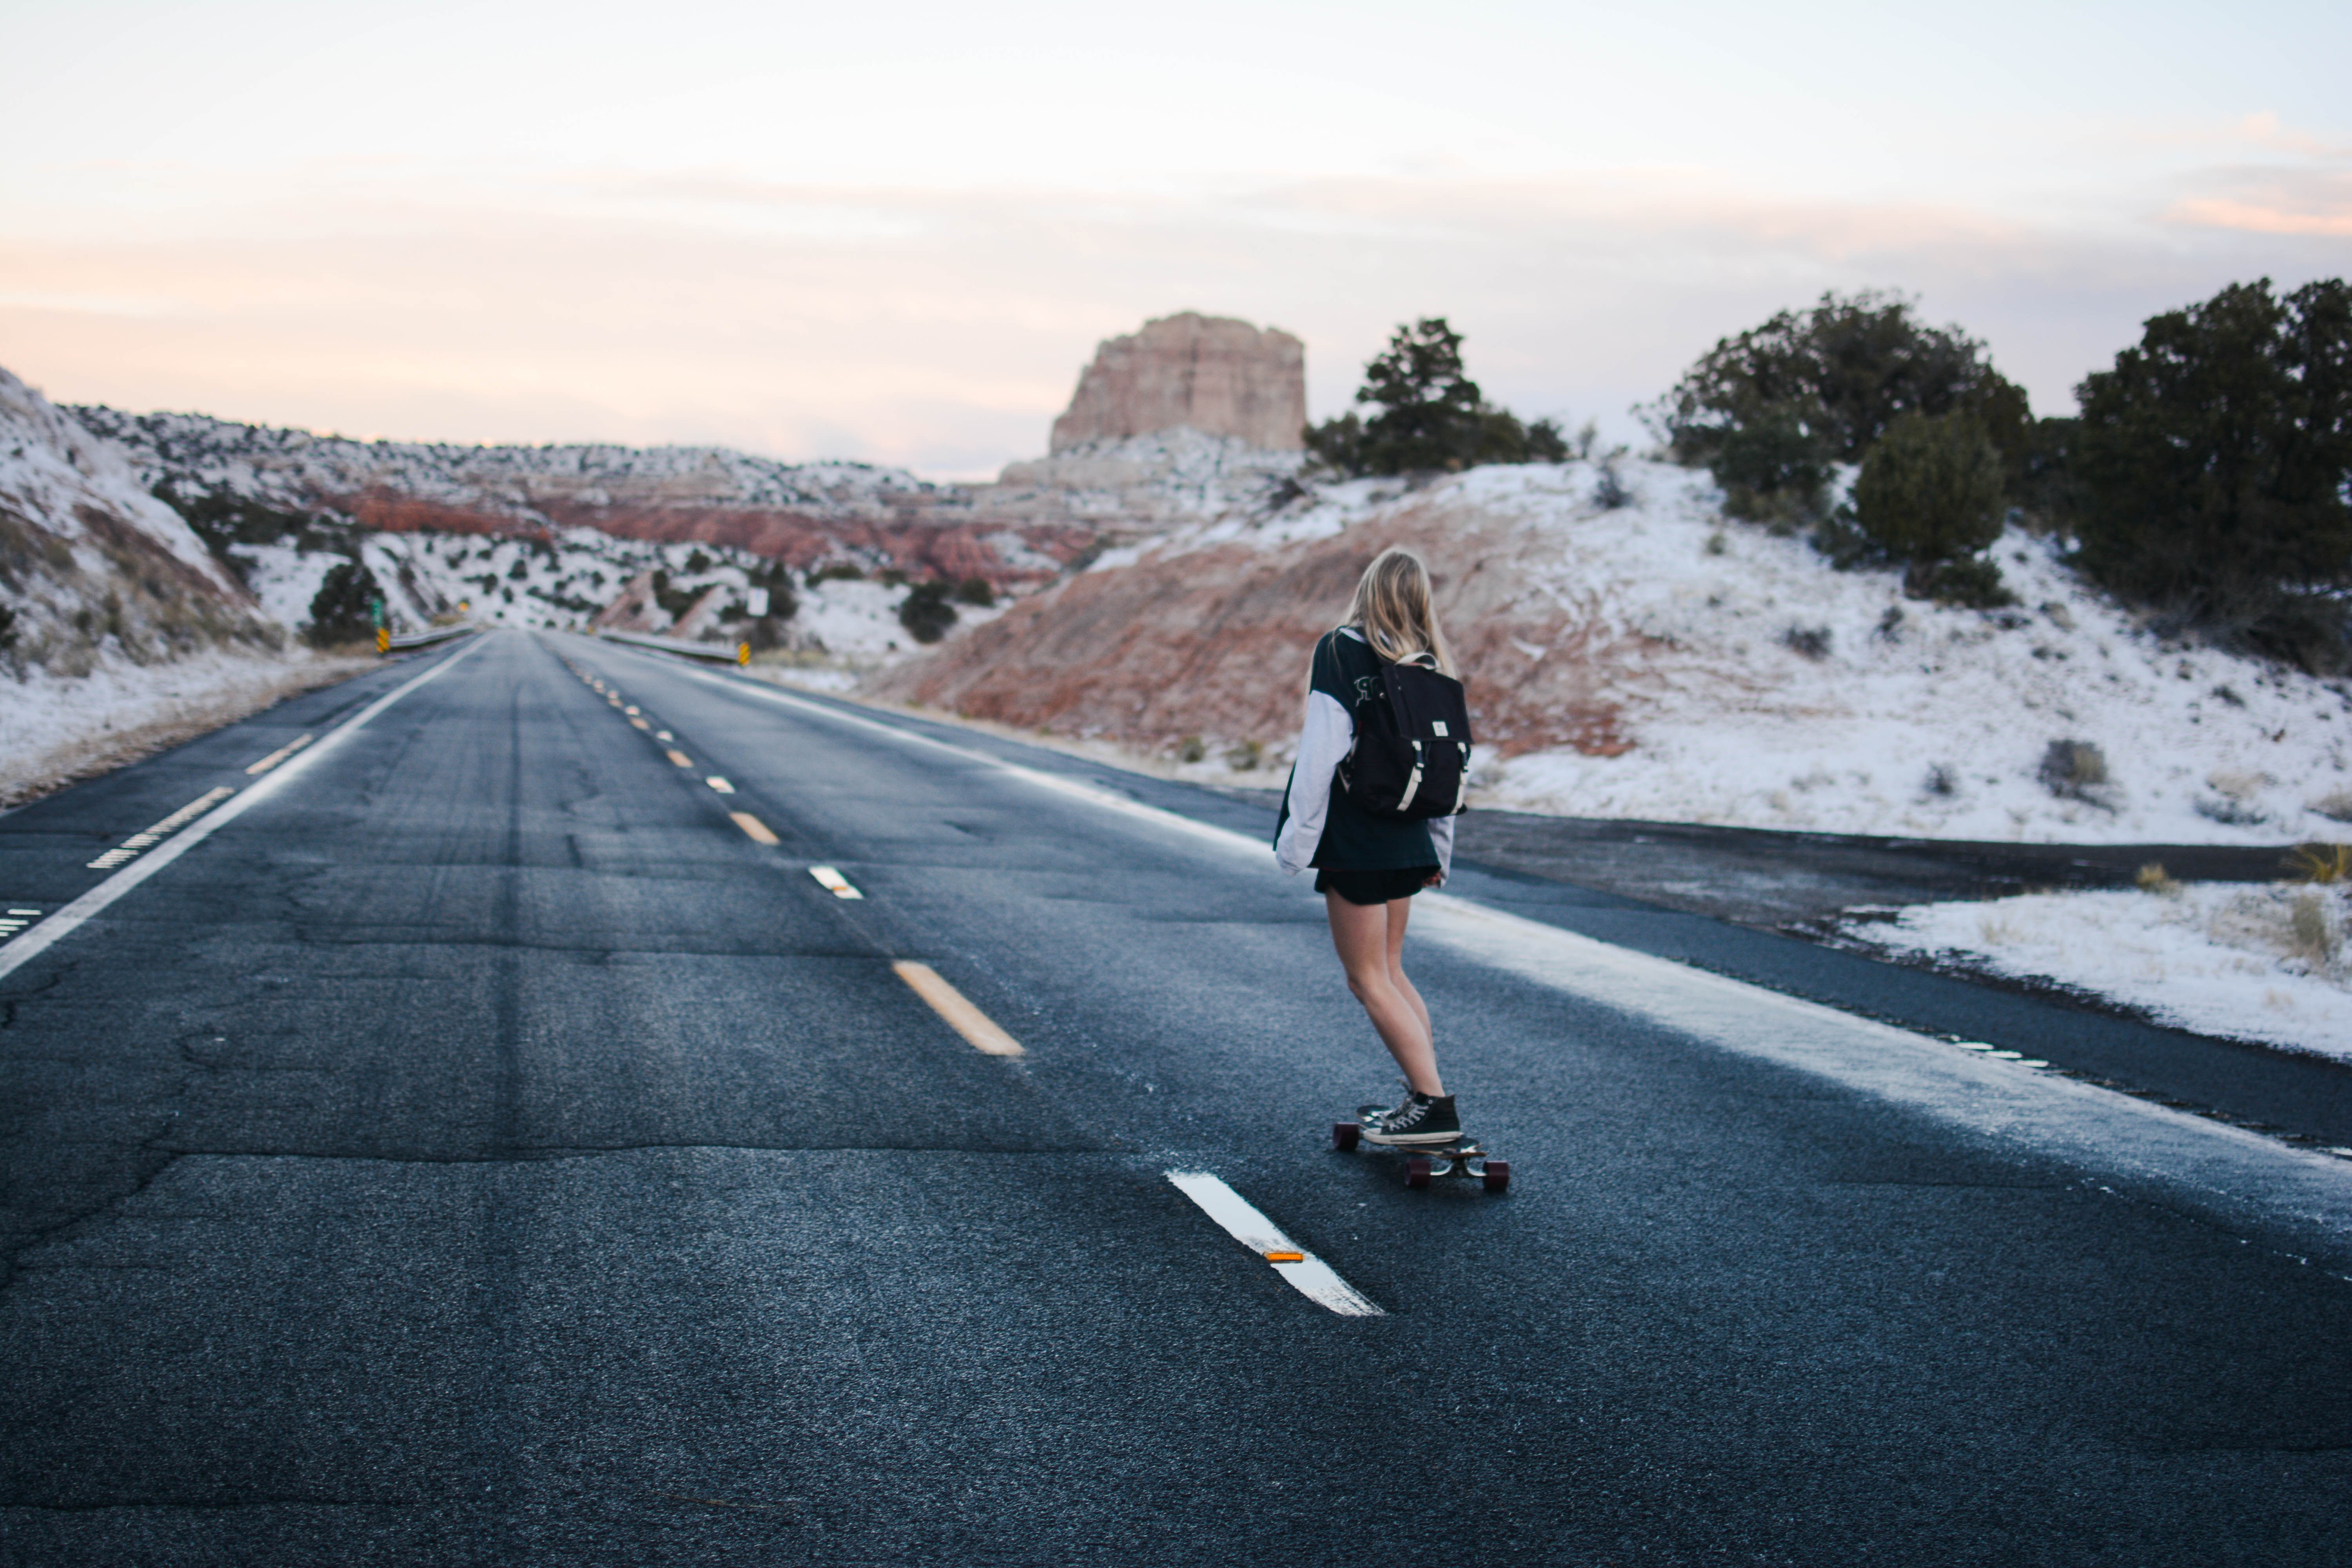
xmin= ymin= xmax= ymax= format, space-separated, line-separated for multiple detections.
xmin=4 ymin=628 xmax=2350 ymax=1566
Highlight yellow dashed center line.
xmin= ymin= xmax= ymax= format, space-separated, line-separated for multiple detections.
xmin=730 ymin=812 xmax=779 ymax=845
xmin=630 ymin=717 xmax=649 ymax=730
xmin=666 ymin=750 xmax=693 ymax=768
xmin=706 ymin=776 xmax=735 ymax=794
xmin=892 ymin=961 xmax=1023 ymax=1056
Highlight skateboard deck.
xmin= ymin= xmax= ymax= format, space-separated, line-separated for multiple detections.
xmin=1332 ymin=1111 xmax=1510 ymax=1192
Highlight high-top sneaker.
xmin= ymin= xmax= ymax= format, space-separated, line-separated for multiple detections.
xmin=1361 ymin=1090 xmax=1461 ymax=1147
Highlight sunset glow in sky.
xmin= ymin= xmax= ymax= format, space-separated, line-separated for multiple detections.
xmin=4 ymin=0 xmax=2347 ymax=476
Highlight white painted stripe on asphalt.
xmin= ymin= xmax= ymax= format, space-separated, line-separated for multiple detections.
xmin=1165 ymin=1171 xmax=1384 ymax=1317
xmin=0 ymin=639 xmax=484 ymax=985
xmin=808 ymin=865 xmax=864 ymax=900
xmin=706 ymin=776 xmax=735 ymax=794
xmin=639 ymin=651 xmax=2352 ymax=1255
xmin=84 ymin=786 xmax=236 ymax=869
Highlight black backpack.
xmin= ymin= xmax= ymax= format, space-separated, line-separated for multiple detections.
xmin=1337 ymin=653 xmax=1473 ymax=820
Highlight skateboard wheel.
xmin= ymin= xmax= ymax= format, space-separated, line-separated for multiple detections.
xmin=1404 ymin=1157 xmax=1433 ymax=1190
xmin=1332 ymin=1122 xmax=1361 ymax=1152
xmin=1483 ymin=1160 xmax=1512 ymax=1194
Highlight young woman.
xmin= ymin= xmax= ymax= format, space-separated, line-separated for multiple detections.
xmin=1273 ymin=546 xmax=1461 ymax=1147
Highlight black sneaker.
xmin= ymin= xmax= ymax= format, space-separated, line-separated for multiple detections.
xmin=1362 ymin=1091 xmax=1461 ymax=1147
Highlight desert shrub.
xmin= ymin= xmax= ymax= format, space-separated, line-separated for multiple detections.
xmin=1176 ymin=735 xmax=1208 ymax=764
xmin=807 ymin=562 xmax=864 ymax=586
xmin=305 ymin=560 xmax=382 ymax=647
xmin=1923 ymin=762 xmax=1956 ymax=797
xmin=1651 ymin=290 xmax=2034 ymax=521
xmin=1223 ymin=739 xmax=1262 ymax=771
xmin=1592 ymin=460 xmax=1633 ymax=511
xmin=2037 ymin=739 xmax=2109 ymax=800
xmin=650 ymin=570 xmax=699 ymax=619
xmin=953 ymin=576 xmax=995 ymax=607
xmin=2287 ymin=842 xmax=2350 ymax=884
xmin=1710 ymin=402 xmax=1837 ymax=526
xmin=1781 ymin=624 xmax=1833 ymax=660
xmin=1305 ymin=318 xmax=1568 ymax=477
xmin=2287 ymin=890 xmax=2340 ymax=965
xmin=897 ymin=580 xmax=957 ymax=644
xmin=2136 ymin=862 xmax=2180 ymax=895
xmin=1855 ymin=412 xmax=2006 ymax=557
xmin=2070 ymin=277 xmax=2352 ymax=670
xmin=1900 ymin=556 xmax=2015 ymax=609
xmin=2313 ymin=790 xmax=2352 ymax=825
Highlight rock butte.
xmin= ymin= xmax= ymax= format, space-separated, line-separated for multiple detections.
xmin=1049 ymin=313 xmax=1307 ymax=454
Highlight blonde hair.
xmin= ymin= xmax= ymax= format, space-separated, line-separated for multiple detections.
xmin=1343 ymin=547 xmax=1454 ymax=675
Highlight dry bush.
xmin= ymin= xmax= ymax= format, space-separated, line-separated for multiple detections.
xmin=2314 ymin=788 xmax=2352 ymax=824
xmin=2038 ymin=739 xmax=2109 ymax=800
xmin=2287 ymin=891 xmax=2340 ymax=966
xmin=2136 ymin=862 xmax=2181 ymax=895
xmin=2287 ymin=842 xmax=2351 ymax=884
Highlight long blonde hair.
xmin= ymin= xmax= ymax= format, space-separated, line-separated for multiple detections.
xmin=1343 ymin=547 xmax=1454 ymax=675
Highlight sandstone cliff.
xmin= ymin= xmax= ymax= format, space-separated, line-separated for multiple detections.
xmin=1048 ymin=314 xmax=1306 ymax=454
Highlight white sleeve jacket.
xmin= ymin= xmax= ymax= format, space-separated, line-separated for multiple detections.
xmin=1273 ymin=688 xmax=1455 ymax=881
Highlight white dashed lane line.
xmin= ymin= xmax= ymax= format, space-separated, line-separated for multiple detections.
xmin=1165 ymin=1171 xmax=1384 ymax=1317
xmin=808 ymin=866 xmax=863 ymax=900
xmin=706 ymin=776 xmax=736 ymax=794
xmin=0 ymin=639 xmax=481 ymax=986
xmin=85 ymin=787 xmax=237 ymax=871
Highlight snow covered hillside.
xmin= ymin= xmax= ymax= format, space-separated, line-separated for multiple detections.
xmin=0 ymin=366 xmax=356 ymax=804
xmin=875 ymin=456 xmax=2352 ymax=846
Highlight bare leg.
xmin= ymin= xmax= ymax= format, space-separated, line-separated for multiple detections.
xmin=1327 ymin=892 xmax=1443 ymax=1096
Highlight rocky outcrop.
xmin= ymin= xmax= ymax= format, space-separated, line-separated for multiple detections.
xmin=1048 ymin=314 xmax=1306 ymax=454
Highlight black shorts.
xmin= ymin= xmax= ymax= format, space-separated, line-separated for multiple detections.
xmin=1314 ymin=865 xmax=1441 ymax=906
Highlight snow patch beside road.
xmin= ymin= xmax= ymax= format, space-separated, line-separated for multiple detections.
xmin=1840 ymin=881 xmax=2352 ymax=1062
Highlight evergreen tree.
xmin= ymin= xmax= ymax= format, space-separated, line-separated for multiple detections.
xmin=1305 ymin=318 xmax=1568 ymax=476
xmin=306 ymin=560 xmax=383 ymax=647
xmin=1653 ymin=290 xmax=2034 ymax=522
xmin=2071 ymin=277 xmax=2352 ymax=667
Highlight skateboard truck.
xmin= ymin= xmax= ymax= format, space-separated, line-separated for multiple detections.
xmin=1332 ymin=1119 xmax=1511 ymax=1193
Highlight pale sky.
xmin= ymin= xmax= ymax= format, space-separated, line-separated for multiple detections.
xmin=3 ymin=0 xmax=2347 ymax=477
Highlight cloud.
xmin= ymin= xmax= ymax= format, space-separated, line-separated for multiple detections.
xmin=2165 ymin=166 xmax=2352 ymax=239
xmin=3 ymin=162 xmax=2343 ymax=476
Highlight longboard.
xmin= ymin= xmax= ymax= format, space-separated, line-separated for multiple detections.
xmin=1332 ymin=1109 xmax=1511 ymax=1192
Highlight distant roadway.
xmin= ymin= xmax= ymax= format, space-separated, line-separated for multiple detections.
xmin=3 ymin=628 xmax=2348 ymax=1565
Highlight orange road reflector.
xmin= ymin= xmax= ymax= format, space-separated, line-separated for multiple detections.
xmin=1263 ymin=1251 xmax=1305 ymax=1263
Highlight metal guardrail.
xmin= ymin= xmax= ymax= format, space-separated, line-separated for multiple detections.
xmin=596 ymin=627 xmax=745 ymax=663
xmin=383 ymin=623 xmax=478 ymax=653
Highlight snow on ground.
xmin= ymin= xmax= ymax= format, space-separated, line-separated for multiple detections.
xmin=1838 ymin=879 xmax=2352 ymax=1063
xmin=1120 ymin=457 xmax=2352 ymax=844
xmin=0 ymin=645 xmax=368 ymax=808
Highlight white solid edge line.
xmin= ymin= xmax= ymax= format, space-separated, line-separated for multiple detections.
xmin=1165 ymin=1170 xmax=1383 ymax=1317
xmin=0 ymin=638 xmax=485 ymax=985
